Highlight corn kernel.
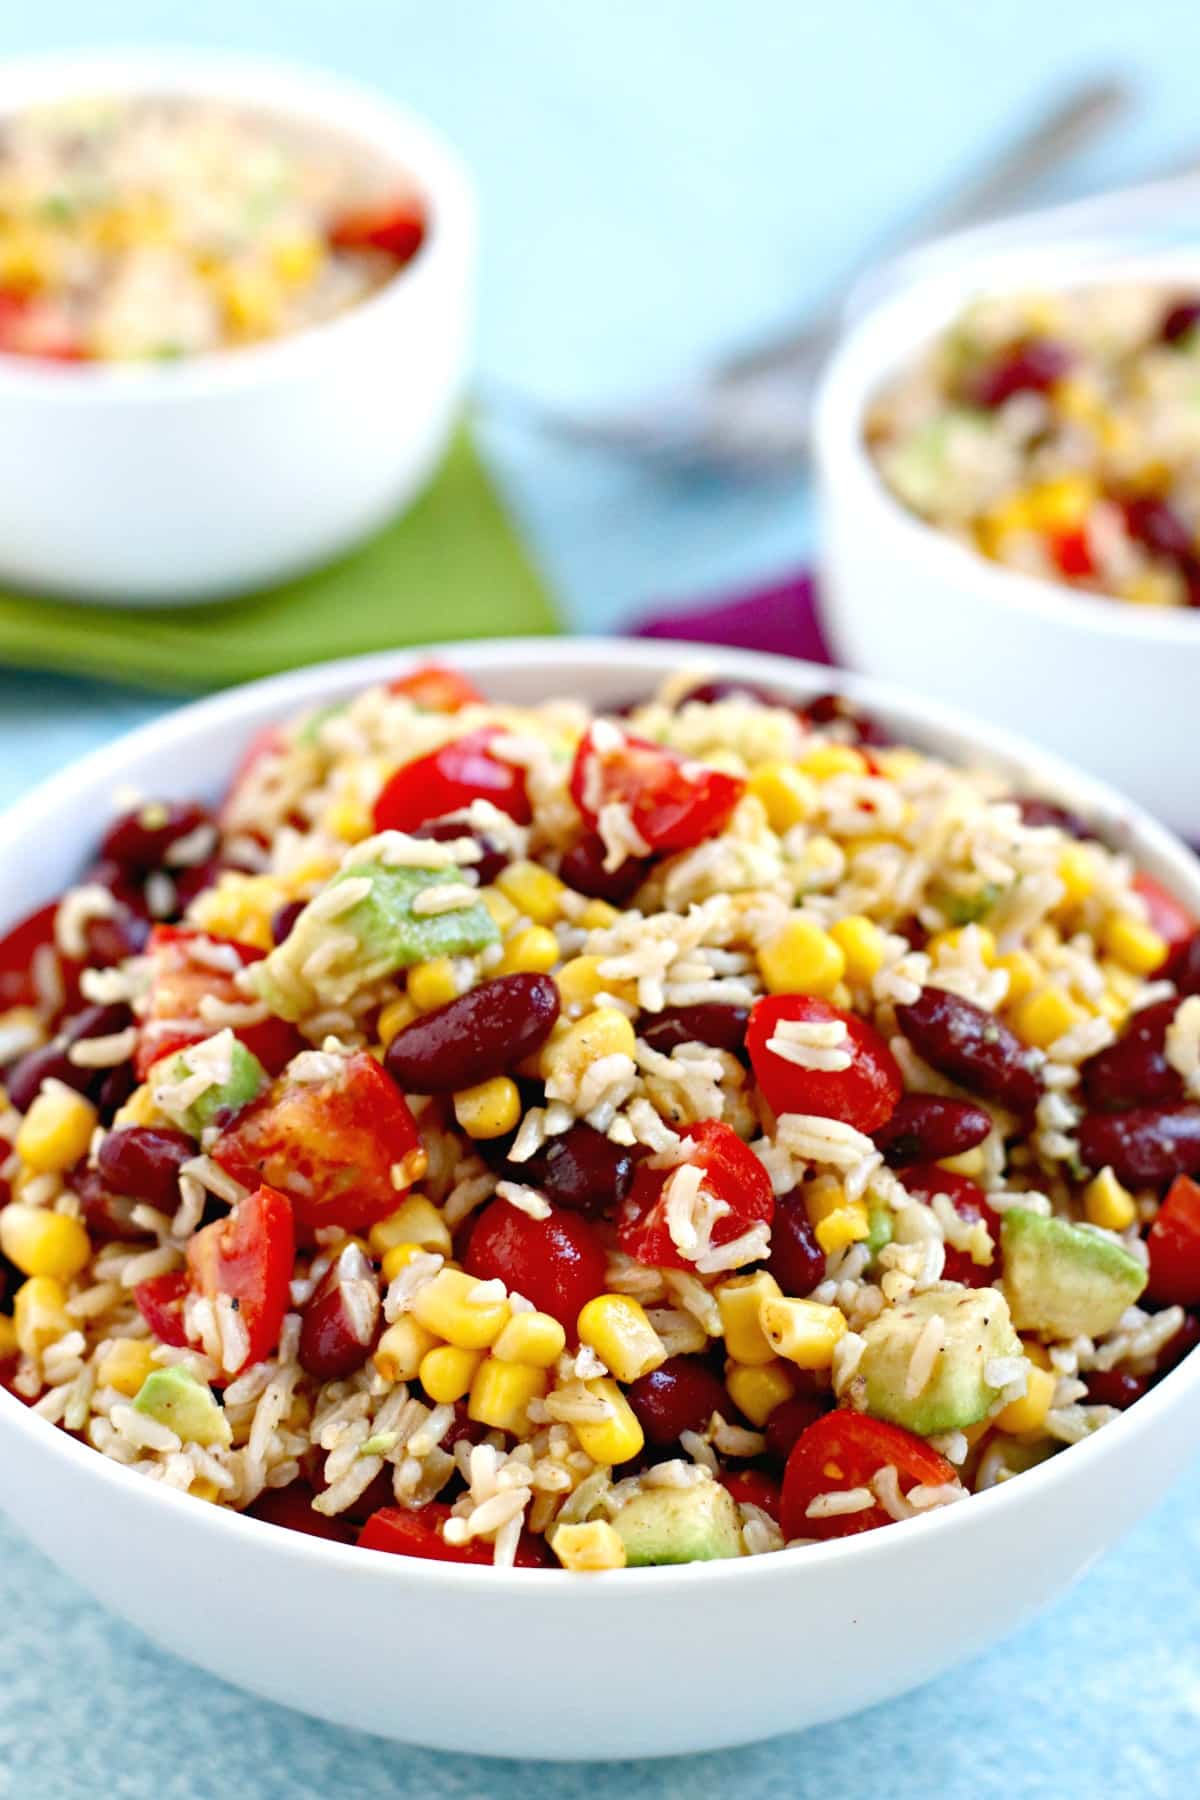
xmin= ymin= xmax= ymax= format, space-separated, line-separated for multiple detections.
xmin=269 ymin=231 xmax=324 ymax=286
xmin=381 ymin=1241 xmax=431 ymax=1282
xmin=997 ymin=949 xmax=1040 ymax=1006
xmin=420 ymin=1343 xmax=484 ymax=1404
xmin=189 ymin=1478 xmax=223 ymax=1505
xmin=0 ymin=1204 xmax=91 ymax=1282
xmin=497 ymin=926 xmax=560 ymax=976
xmin=454 ymin=1076 xmax=522 ymax=1140
xmin=14 ymin=1275 xmax=71 ymax=1359
xmin=467 ymin=1356 xmax=547 ymax=1433
xmin=1022 ymin=1336 xmax=1052 ymax=1371
xmin=994 ymin=1362 xmax=1057 ymax=1435
xmin=577 ymin=1294 xmax=667 ymax=1383
xmin=798 ymin=744 xmax=867 ymax=781
xmin=1101 ymin=913 xmax=1168 ymax=977
xmin=555 ymin=955 xmax=611 ymax=1008
xmin=540 ymin=1008 xmax=636 ymax=1083
xmin=0 ymin=1315 xmax=17 ymax=1361
xmin=411 ymin=1268 xmax=510 ymax=1349
xmin=937 ymin=1147 xmax=987 ymax=1179
xmin=580 ymin=899 xmax=620 ymax=929
xmin=96 ymin=1338 xmax=157 ymax=1398
xmin=496 ymin=860 xmax=566 ymax=925
xmin=747 ymin=762 xmax=817 ymax=832
xmin=113 ymin=1082 xmax=168 ymax=1130
xmin=15 ymin=1083 xmax=99 ymax=1175
xmin=759 ymin=1296 xmax=847 ymax=1369
xmin=407 ymin=958 xmax=463 ymax=1012
xmin=369 ymin=1196 xmax=452 ymax=1259
xmin=215 ymin=262 xmax=282 ymax=337
xmin=928 ymin=925 xmax=997 ymax=965
xmin=814 ymin=1203 xmax=870 ymax=1256
xmin=377 ymin=997 xmax=419 ymax=1047
xmin=1056 ymin=845 xmax=1096 ymax=911
xmin=187 ymin=871 xmax=284 ymax=951
xmin=480 ymin=886 xmax=521 ymax=932
xmin=724 ymin=1358 xmax=795 ymax=1426
xmin=373 ymin=1316 xmax=439 ymax=1382
xmin=1024 ymin=474 xmax=1096 ymax=532
xmin=552 ymin=1519 xmax=627 ymax=1571
xmin=716 ymin=1271 xmax=782 ymax=1365
xmin=757 ymin=915 xmax=846 ymax=997
xmin=1013 ymin=986 xmax=1085 ymax=1051
xmin=830 ymin=914 xmax=886 ymax=983
xmin=1083 ymin=1165 xmax=1137 ymax=1233
xmin=571 ymin=1377 xmax=645 ymax=1465
xmin=492 ymin=1309 xmax=567 ymax=1367
xmin=802 ymin=1176 xmax=849 ymax=1227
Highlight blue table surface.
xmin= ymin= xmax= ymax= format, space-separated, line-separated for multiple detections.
xmin=3 ymin=4 xmax=1200 ymax=1794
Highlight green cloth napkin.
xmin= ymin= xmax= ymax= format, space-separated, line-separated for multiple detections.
xmin=0 ymin=427 xmax=558 ymax=692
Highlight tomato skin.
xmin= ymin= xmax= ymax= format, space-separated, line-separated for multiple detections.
xmin=330 ymin=194 xmax=426 ymax=264
xmin=1132 ymin=873 xmax=1194 ymax=955
xmin=568 ymin=725 xmax=745 ymax=853
xmin=372 ymin=728 xmax=531 ymax=834
xmin=357 ymin=1502 xmax=551 ymax=1566
xmin=248 ymin=1483 xmax=356 ymax=1545
xmin=0 ymin=290 xmax=85 ymax=361
xmin=747 ymin=995 xmax=902 ymax=1134
xmin=465 ymin=1201 xmax=606 ymax=1331
xmin=133 ymin=1269 xmax=191 ymax=1347
xmin=1147 ymin=1175 xmax=1200 ymax=1306
xmin=136 ymin=926 xmax=303 ymax=1079
xmin=780 ymin=1411 xmax=957 ymax=1541
xmin=616 ymin=1119 xmax=774 ymax=1270
xmin=186 ymin=1183 xmax=294 ymax=1375
xmin=1050 ymin=526 xmax=1094 ymax=578
xmin=721 ymin=1469 xmax=782 ymax=1521
xmin=0 ymin=901 xmax=65 ymax=1012
xmin=899 ymin=1163 xmax=1002 ymax=1288
xmin=213 ymin=1051 xmax=422 ymax=1243
xmin=387 ymin=664 xmax=484 ymax=712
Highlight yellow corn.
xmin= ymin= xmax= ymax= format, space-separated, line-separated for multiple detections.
xmin=757 ymin=915 xmax=846 ymax=997
xmin=1126 ymin=567 xmax=1187 ymax=608
xmin=381 ymin=1241 xmax=436 ymax=1282
xmin=377 ymin=996 xmax=419 ymax=1047
xmin=214 ymin=262 xmax=282 ymax=337
xmin=1023 ymin=1337 xmax=1053 ymax=1371
xmin=572 ymin=1377 xmax=645 ymax=1465
xmin=480 ymin=887 xmax=521 ymax=932
xmin=497 ymin=926 xmax=560 ymax=976
xmin=15 ymin=1083 xmax=99 ymax=1175
xmin=1056 ymin=845 xmax=1096 ymax=911
xmin=13 ymin=1275 xmax=71 ymax=1359
xmin=269 ymin=231 xmax=324 ymax=286
xmin=1024 ymin=474 xmax=1096 ymax=532
xmin=189 ymin=1478 xmax=223 ymax=1505
xmin=577 ymin=1294 xmax=666 ymax=1382
xmin=994 ymin=1362 xmax=1057 ymax=1435
xmin=496 ymin=860 xmax=567 ymax=926
xmin=420 ymin=1344 xmax=484 ymax=1404
xmin=467 ymin=1356 xmax=547 ymax=1433
xmin=724 ymin=1358 xmax=795 ymax=1426
xmin=1013 ymin=986 xmax=1085 ymax=1051
xmin=747 ymin=762 xmax=816 ymax=832
xmin=554 ymin=955 xmax=634 ymax=1010
xmin=96 ymin=1338 xmax=158 ymax=1398
xmin=938 ymin=1146 xmax=987 ymax=1180
xmin=454 ymin=1076 xmax=522 ymax=1140
xmin=580 ymin=899 xmax=620 ymax=929
xmin=798 ymin=744 xmax=867 ymax=781
xmin=716 ymin=1271 xmax=782 ymax=1365
xmin=552 ymin=1519 xmax=627 ymax=1571
xmin=928 ymin=925 xmax=997 ymax=965
xmin=830 ymin=914 xmax=886 ymax=983
xmin=411 ymin=1268 xmax=510 ymax=1349
xmin=187 ymin=872 xmax=285 ymax=951
xmin=0 ymin=1315 xmax=17 ymax=1361
xmin=874 ymin=747 xmax=924 ymax=782
xmin=759 ymin=1296 xmax=847 ymax=1370
xmin=369 ymin=1196 xmax=452 ymax=1259
xmin=492 ymin=1309 xmax=567 ymax=1368
xmin=802 ymin=1176 xmax=848 ymax=1227
xmin=0 ymin=1204 xmax=91 ymax=1282
xmin=373 ymin=1316 xmax=439 ymax=1382
xmin=1083 ymin=1166 xmax=1137 ymax=1233
xmin=540 ymin=1008 xmax=636 ymax=1083
xmin=997 ymin=949 xmax=1040 ymax=1007
xmin=814 ymin=1202 xmax=870 ymax=1256
xmin=407 ymin=957 xmax=464 ymax=1012
xmin=1101 ymin=913 xmax=1168 ymax=977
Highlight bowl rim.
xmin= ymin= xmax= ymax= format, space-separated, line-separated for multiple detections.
xmin=0 ymin=46 xmax=475 ymax=401
xmin=3 ymin=633 xmax=1199 ymax=1596
xmin=814 ymin=241 xmax=1200 ymax=643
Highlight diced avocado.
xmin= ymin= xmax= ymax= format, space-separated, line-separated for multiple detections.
xmin=251 ymin=862 xmax=500 ymax=1021
xmin=859 ymin=1288 xmax=1023 ymax=1435
xmin=866 ymin=1199 xmax=894 ymax=1263
xmin=1001 ymin=1207 xmax=1147 ymax=1340
xmin=133 ymin=1367 xmax=232 ymax=1448
xmin=295 ymin=701 xmax=347 ymax=747
xmin=609 ymin=1478 xmax=744 ymax=1566
xmin=939 ymin=881 xmax=1003 ymax=927
xmin=161 ymin=1035 xmax=267 ymax=1137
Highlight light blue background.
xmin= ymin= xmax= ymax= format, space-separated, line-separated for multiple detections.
xmin=2 ymin=5 xmax=1200 ymax=1795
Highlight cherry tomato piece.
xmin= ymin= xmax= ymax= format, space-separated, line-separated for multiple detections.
xmin=387 ymin=664 xmax=484 ymax=712
xmin=372 ymin=728 xmax=530 ymax=833
xmin=899 ymin=1164 xmax=1003 ymax=1287
xmin=330 ymin=194 xmax=426 ymax=264
xmin=248 ymin=1483 xmax=357 ymax=1544
xmin=569 ymin=724 xmax=745 ymax=853
xmin=133 ymin=1269 xmax=191 ymax=1347
xmin=780 ymin=1410 xmax=957 ymax=1541
xmin=1147 ymin=1174 xmax=1200 ymax=1307
xmin=747 ymin=994 xmax=902 ymax=1134
xmin=465 ymin=1200 xmax=606 ymax=1331
xmin=721 ymin=1468 xmax=782 ymax=1521
xmin=616 ymin=1119 xmax=773 ymax=1270
xmin=1132 ymin=873 xmax=1194 ymax=954
xmin=0 ymin=901 xmax=65 ymax=1012
xmin=357 ymin=1502 xmax=550 ymax=1566
xmin=1050 ymin=526 xmax=1094 ymax=578
xmin=186 ymin=1183 xmax=295 ymax=1375
xmin=136 ymin=926 xmax=302 ymax=1079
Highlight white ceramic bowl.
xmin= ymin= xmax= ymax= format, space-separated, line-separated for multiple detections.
xmin=2 ymin=637 xmax=1199 ymax=1760
xmin=0 ymin=52 xmax=475 ymax=604
xmin=814 ymin=246 xmax=1200 ymax=839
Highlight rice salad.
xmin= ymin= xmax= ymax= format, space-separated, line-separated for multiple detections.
xmin=866 ymin=282 xmax=1200 ymax=609
xmin=3 ymin=662 xmax=1200 ymax=1573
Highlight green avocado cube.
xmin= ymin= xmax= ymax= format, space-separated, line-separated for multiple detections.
xmin=162 ymin=1035 xmax=267 ymax=1137
xmin=1001 ymin=1207 xmax=1147 ymax=1340
xmin=609 ymin=1479 xmax=744 ymax=1566
xmin=859 ymin=1288 xmax=1023 ymax=1435
xmin=133 ymin=1367 xmax=232 ymax=1448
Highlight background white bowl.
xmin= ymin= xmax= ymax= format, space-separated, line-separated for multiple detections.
xmin=2 ymin=637 xmax=1199 ymax=1760
xmin=0 ymin=51 xmax=475 ymax=604
xmin=814 ymin=246 xmax=1200 ymax=840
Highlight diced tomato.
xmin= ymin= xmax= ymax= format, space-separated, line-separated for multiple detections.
xmin=1049 ymin=526 xmax=1094 ymax=578
xmin=747 ymin=995 xmax=902 ymax=1134
xmin=133 ymin=1269 xmax=191 ymax=1347
xmin=329 ymin=193 xmax=427 ymax=264
xmin=569 ymin=725 xmax=745 ymax=854
xmin=1132 ymin=873 xmax=1194 ymax=954
xmin=186 ymin=1183 xmax=294 ymax=1375
xmin=387 ymin=664 xmax=484 ymax=713
xmin=357 ymin=1502 xmax=550 ymax=1566
xmin=721 ymin=1468 xmax=782 ymax=1521
xmin=780 ymin=1410 xmax=957 ymax=1541
xmin=372 ymin=728 xmax=531 ymax=834
xmin=465 ymin=1201 xmax=606 ymax=1331
xmin=247 ymin=1482 xmax=356 ymax=1545
xmin=899 ymin=1164 xmax=1002 ymax=1288
xmin=0 ymin=900 xmax=65 ymax=1012
xmin=1147 ymin=1174 xmax=1200 ymax=1306
xmin=0 ymin=290 xmax=85 ymax=362
xmin=616 ymin=1119 xmax=774 ymax=1271
xmin=212 ymin=1051 xmax=423 ymax=1242
xmin=135 ymin=925 xmax=302 ymax=1079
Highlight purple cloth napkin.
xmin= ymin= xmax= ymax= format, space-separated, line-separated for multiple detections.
xmin=633 ymin=570 xmax=834 ymax=664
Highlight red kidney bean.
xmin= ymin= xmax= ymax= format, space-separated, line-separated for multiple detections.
xmin=298 ymin=1244 xmax=381 ymax=1380
xmin=873 ymin=1094 xmax=993 ymax=1166
xmin=764 ymin=1393 xmax=830 ymax=1466
xmin=1160 ymin=298 xmax=1200 ymax=345
xmin=95 ymin=1061 xmax=137 ymax=1122
xmin=74 ymin=1167 xmax=152 ymax=1243
xmin=625 ymin=1356 xmax=729 ymax=1445
xmin=683 ymin=679 xmax=788 ymax=708
xmin=410 ymin=819 xmax=509 ymax=886
xmin=270 ymin=900 xmax=306 ymax=946
xmin=100 ymin=801 xmax=216 ymax=874
xmin=67 ymin=1002 xmax=134 ymax=1045
xmin=1081 ymin=999 xmax=1182 ymax=1111
xmin=384 ymin=973 xmax=560 ymax=1094
xmin=1166 ymin=930 xmax=1200 ymax=997
xmin=971 ymin=339 xmax=1071 ymax=408
xmin=1084 ymin=1368 xmax=1150 ymax=1410
xmin=559 ymin=833 xmax=648 ymax=903
xmin=799 ymin=692 xmax=887 ymax=745
xmin=97 ymin=1126 xmax=194 ymax=1208
xmin=84 ymin=907 xmax=152 ymax=966
xmin=1123 ymin=496 xmax=1195 ymax=564
xmin=1078 ymin=1106 xmax=1200 ymax=1184
xmin=510 ymin=1123 xmax=635 ymax=1217
xmin=639 ymin=1003 xmax=750 ymax=1057
xmin=1015 ymin=797 xmax=1092 ymax=840
xmin=1158 ymin=1309 xmax=1200 ymax=1373
xmin=6 ymin=1004 xmax=134 ymax=1113
xmin=766 ymin=1190 xmax=826 ymax=1295
xmin=896 ymin=987 xmax=1042 ymax=1113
